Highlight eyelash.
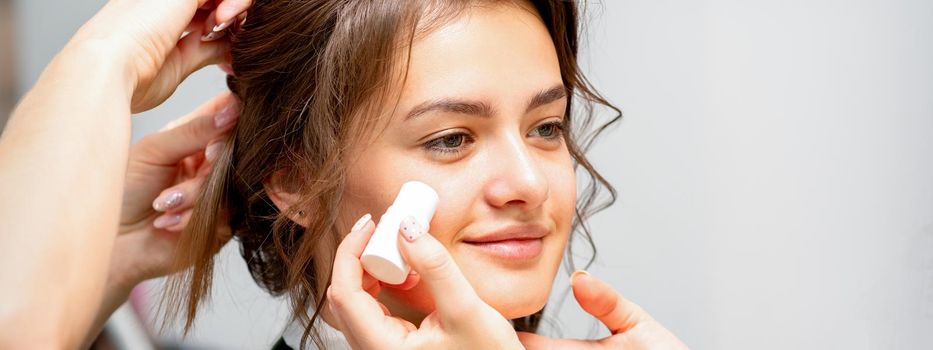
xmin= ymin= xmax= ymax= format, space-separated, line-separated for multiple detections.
xmin=422 ymin=120 xmax=565 ymax=156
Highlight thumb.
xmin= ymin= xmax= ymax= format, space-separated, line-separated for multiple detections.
xmin=517 ymin=332 xmax=552 ymax=349
xmin=518 ymin=331 xmax=592 ymax=350
xmin=396 ymin=216 xmax=483 ymax=325
xmin=571 ymin=270 xmax=647 ymax=335
xmin=131 ymin=30 xmax=230 ymax=112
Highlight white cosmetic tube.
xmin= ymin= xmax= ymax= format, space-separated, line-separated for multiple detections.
xmin=361 ymin=181 xmax=439 ymax=284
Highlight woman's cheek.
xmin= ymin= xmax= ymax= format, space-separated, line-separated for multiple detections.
xmin=420 ymin=170 xmax=481 ymax=242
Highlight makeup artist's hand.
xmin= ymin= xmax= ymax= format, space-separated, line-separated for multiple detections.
xmin=0 ymin=1 xmax=250 ymax=347
xmin=70 ymin=0 xmax=251 ymax=112
xmin=83 ymin=93 xmax=238 ymax=348
xmin=115 ymin=92 xmax=237 ymax=285
xmin=517 ymin=272 xmax=689 ymax=350
xmin=327 ymin=216 xmax=524 ymax=349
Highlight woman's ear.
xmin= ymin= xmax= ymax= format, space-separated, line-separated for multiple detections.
xmin=264 ymin=170 xmax=308 ymax=227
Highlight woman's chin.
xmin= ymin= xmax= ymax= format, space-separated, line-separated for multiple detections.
xmin=472 ymin=277 xmax=551 ymax=319
xmin=380 ymin=245 xmax=562 ymax=323
xmin=382 ymin=268 xmax=554 ymax=322
xmin=458 ymin=251 xmax=560 ymax=319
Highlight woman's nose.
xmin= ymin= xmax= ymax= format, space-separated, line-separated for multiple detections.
xmin=483 ymin=134 xmax=549 ymax=210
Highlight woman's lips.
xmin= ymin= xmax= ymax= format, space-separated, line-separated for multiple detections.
xmin=463 ymin=238 xmax=543 ymax=260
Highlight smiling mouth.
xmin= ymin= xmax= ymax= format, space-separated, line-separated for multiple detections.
xmin=463 ymin=238 xmax=543 ymax=260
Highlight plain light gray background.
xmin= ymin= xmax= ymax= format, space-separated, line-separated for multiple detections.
xmin=7 ymin=0 xmax=933 ymax=348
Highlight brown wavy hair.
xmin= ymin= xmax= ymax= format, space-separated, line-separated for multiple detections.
xmin=164 ymin=0 xmax=621 ymax=348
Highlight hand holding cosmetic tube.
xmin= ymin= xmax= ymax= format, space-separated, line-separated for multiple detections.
xmin=328 ymin=191 xmax=524 ymax=349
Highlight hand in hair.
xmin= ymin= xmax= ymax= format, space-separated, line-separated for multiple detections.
xmin=0 ymin=0 xmax=250 ymax=348
xmin=517 ymin=272 xmax=689 ymax=350
xmin=327 ymin=216 xmax=524 ymax=349
xmin=81 ymin=92 xmax=238 ymax=348
xmin=72 ymin=0 xmax=252 ymax=112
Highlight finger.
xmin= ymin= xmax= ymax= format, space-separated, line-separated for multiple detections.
xmin=153 ymin=211 xmax=191 ymax=232
xmin=330 ymin=216 xmax=375 ymax=291
xmin=203 ymin=139 xmax=227 ymax=167
xmin=571 ymin=271 xmax=647 ymax=335
xmin=201 ymin=8 xmax=227 ymax=41
xmin=185 ymin=10 xmax=210 ymax=35
xmin=517 ymin=332 xmax=600 ymax=350
xmin=329 ymin=217 xmax=406 ymax=346
xmin=135 ymin=93 xmax=238 ymax=166
xmin=324 ymin=292 xmax=363 ymax=350
xmin=383 ymin=270 xmax=421 ymax=291
xmin=361 ymin=271 xmax=381 ymax=299
xmin=215 ymin=0 xmax=251 ymax=27
xmin=379 ymin=302 xmax=391 ymax=316
xmin=180 ymin=153 xmax=202 ymax=178
xmin=397 ymin=216 xmax=484 ymax=325
xmin=152 ymin=174 xmax=207 ymax=213
xmin=186 ymin=137 xmax=227 ymax=179
xmin=327 ymin=219 xmax=414 ymax=348
xmin=218 ymin=61 xmax=234 ymax=76
xmin=131 ymin=28 xmax=232 ymax=112
xmin=199 ymin=1 xmax=216 ymax=11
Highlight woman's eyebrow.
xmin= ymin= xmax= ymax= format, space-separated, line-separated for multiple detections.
xmin=526 ymin=84 xmax=568 ymax=113
xmin=404 ymin=84 xmax=567 ymax=120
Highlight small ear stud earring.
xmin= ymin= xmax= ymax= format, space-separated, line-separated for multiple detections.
xmin=298 ymin=210 xmax=305 ymax=216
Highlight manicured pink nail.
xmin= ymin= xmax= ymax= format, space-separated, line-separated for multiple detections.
xmin=351 ymin=213 xmax=372 ymax=232
xmin=214 ymin=105 xmax=238 ymax=128
xmin=153 ymin=213 xmax=182 ymax=229
xmin=213 ymin=19 xmax=234 ymax=33
xmin=201 ymin=30 xmax=226 ymax=42
xmin=399 ymin=216 xmax=425 ymax=241
xmin=205 ymin=141 xmax=225 ymax=162
xmin=237 ymin=12 xmax=248 ymax=27
xmin=152 ymin=190 xmax=183 ymax=212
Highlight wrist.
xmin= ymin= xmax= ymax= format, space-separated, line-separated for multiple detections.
xmin=106 ymin=258 xmax=144 ymax=301
xmin=56 ymin=38 xmax=136 ymax=102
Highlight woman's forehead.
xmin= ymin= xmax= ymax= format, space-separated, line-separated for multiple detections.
xmin=395 ymin=2 xmax=562 ymax=119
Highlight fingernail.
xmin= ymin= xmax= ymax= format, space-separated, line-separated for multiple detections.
xmin=571 ymin=270 xmax=590 ymax=282
xmin=218 ymin=63 xmax=235 ymax=76
xmin=153 ymin=213 xmax=182 ymax=229
xmin=237 ymin=12 xmax=248 ymax=27
xmin=201 ymin=30 xmax=226 ymax=42
xmin=400 ymin=216 xmax=425 ymax=242
xmin=213 ymin=19 xmax=234 ymax=33
xmin=214 ymin=105 xmax=238 ymax=128
xmin=152 ymin=190 xmax=183 ymax=212
xmin=351 ymin=213 xmax=372 ymax=232
xmin=205 ymin=141 xmax=225 ymax=162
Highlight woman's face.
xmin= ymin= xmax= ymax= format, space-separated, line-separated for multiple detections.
xmin=339 ymin=2 xmax=574 ymax=320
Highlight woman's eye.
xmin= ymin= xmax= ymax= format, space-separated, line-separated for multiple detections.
xmin=440 ymin=134 xmax=464 ymax=148
xmin=529 ymin=121 xmax=564 ymax=139
xmin=423 ymin=132 xmax=473 ymax=155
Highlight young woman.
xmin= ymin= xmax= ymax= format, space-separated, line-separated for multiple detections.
xmin=161 ymin=0 xmax=687 ymax=349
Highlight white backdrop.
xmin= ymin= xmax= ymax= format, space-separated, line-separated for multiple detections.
xmin=12 ymin=0 xmax=933 ymax=348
